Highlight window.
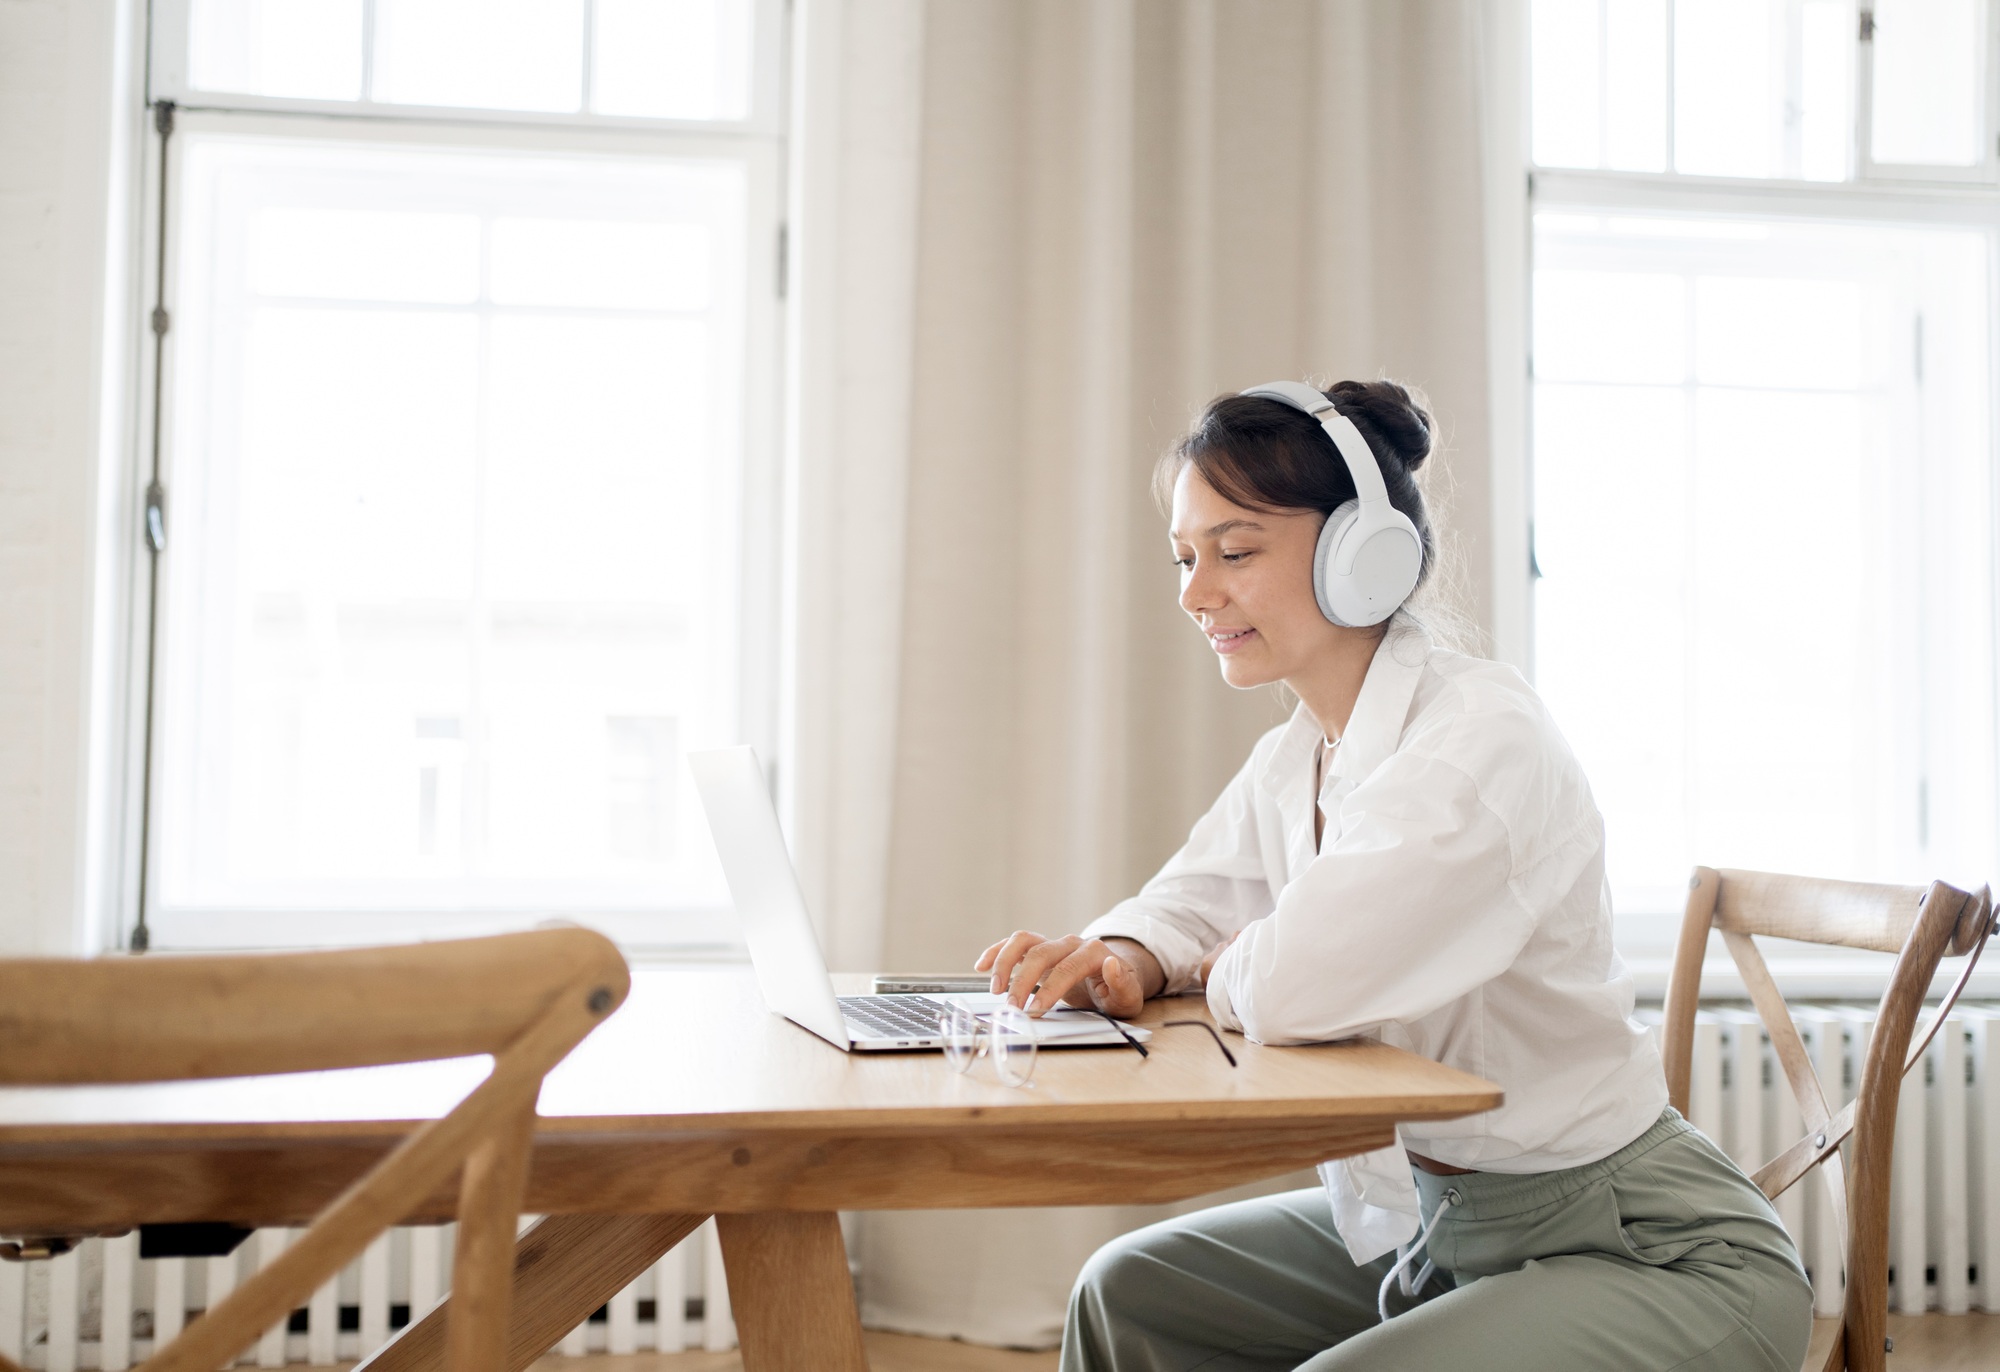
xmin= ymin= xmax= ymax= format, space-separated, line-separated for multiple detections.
xmin=1529 ymin=2 xmax=2000 ymax=960
xmin=136 ymin=2 xmax=784 ymax=949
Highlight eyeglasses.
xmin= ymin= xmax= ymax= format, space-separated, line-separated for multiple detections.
xmin=940 ymin=1002 xmax=1040 ymax=1086
xmin=940 ymin=1006 xmax=1241 ymax=1089
xmin=1091 ymin=1011 xmax=1238 ymax=1067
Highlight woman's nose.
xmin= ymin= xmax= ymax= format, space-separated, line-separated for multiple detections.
xmin=1180 ymin=560 xmax=1220 ymax=615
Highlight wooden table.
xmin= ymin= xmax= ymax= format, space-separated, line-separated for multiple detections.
xmin=0 ymin=966 xmax=1501 ymax=1371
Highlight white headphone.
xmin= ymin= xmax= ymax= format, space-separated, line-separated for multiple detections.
xmin=1238 ymin=381 xmax=1424 ymax=628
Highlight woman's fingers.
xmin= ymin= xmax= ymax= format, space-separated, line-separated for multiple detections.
xmin=985 ymin=930 xmax=1055 ymax=995
xmin=1198 ymin=930 xmax=1242 ymax=988
xmin=1005 ymin=935 xmax=1085 ymax=1010
xmin=1094 ymin=953 xmax=1145 ymax=1018
xmin=1077 ymin=954 xmax=1143 ymax=1019
xmin=980 ymin=932 xmax=1148 ymax=1016
xmin=1024 ymin=938 xmax=1117 ymax=1016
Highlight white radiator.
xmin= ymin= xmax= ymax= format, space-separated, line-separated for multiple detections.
xmin=1667 ymin=1004 xmax=2000 ymax=1319
xmin=7 ymin=1005 xmax=2000 ymax=1367
xmin=0 ymin=1216 xmax=735 ymax=1371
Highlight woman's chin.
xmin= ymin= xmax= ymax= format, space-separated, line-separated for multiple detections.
xmin=1217 ymin=655 xmax=1279 ymax=691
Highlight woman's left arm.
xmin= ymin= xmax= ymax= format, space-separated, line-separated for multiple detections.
xmin=1206 ymin=747 xmax=1572 ymax=1045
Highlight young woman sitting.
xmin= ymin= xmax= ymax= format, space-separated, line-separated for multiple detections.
xmin=977 ymin=379 xmax=1812 ymax=1372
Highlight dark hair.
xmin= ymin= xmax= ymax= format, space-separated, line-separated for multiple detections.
xmin=1156 ymin=378 xmax=1437 ymax=591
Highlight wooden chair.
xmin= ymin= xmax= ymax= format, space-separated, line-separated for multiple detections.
xmin=0 ymin=926 xmax=629 ymax=1372
xmin=1661 ymin=869 xmax=1994 ymax=1372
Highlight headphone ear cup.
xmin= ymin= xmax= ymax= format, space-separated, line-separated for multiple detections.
xmin=1322 ymin=507 xmax=1423 ymax=628
xmin=1313 ymin=501 xmax=1360 ymax=626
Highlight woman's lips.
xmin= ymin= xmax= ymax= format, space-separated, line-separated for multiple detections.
xmin=1209 ymin=627 xmax=1256 ymax=655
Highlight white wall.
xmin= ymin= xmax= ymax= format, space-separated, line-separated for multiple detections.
xmin=0 ymin=0 xmax=140 ymax=955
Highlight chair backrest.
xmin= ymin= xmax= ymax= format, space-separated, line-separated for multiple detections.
xmin=1660 ymin=868 xmax=1992 ymax=1372
xmin=0 ymin=926 xmax=629 ymax=1372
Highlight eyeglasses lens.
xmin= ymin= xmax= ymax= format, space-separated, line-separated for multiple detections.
xmin=990 ymin=1006 xmax=1038 ymax=1086
xmin=941 ymin=1002 xmax=980 ymax=1073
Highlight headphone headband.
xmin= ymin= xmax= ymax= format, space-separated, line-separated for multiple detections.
xmin=1236 ymin=381 xmax=1391 ymax=509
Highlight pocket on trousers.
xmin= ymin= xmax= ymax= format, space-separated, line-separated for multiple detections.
xmin=1617 ymin=1223 xmax=1746 ymax=1270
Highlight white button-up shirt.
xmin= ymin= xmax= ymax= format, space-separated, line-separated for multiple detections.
xmin=1082 ymin=617 xmax=1667 ymax=1263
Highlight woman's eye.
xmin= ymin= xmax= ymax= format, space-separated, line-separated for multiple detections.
xmin=1172 ymin=556 xmax=1194 ymax=569
xmin=1220 ymin=550 xmax=1252 ymax=563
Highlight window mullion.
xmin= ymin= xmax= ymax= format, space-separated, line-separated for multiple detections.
xmin=1596 ymin=0 xmax=1611 ymax=170
xmin=1663 ymin=0 xmax=1678 ymax=173
xmin=580 ymin=0 xmax=597 ymax=115
xmin=1854 ymin=4 xmax=1878 ymax=178
xmin=1780 ymin=0 xmax=1804 ymax=179
xmin=361 ymin=0 xmax=378 ymax=105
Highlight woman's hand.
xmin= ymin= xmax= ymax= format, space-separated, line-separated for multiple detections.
xmin=1198 ymin=931 xmax=1241 ymax=989
xmin=974 ymin=932 xmax=1165 ymax=1018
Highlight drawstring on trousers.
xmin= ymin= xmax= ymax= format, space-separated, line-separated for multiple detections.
xmin=1376 ymin=1186 xmax=1460 ymax=1323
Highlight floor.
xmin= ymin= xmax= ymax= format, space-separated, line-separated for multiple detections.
xmin=521 ymin=1316 xmax=2000 ymax=1371
xmin=1802 ymin=1314 xmax=2000 ymax=1372
xmin=531 ymin=1331 xmax=1056 ymax=1371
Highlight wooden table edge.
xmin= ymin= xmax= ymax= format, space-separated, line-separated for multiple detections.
xmin=0 ymin=1089 xmax=1503 ymax=1150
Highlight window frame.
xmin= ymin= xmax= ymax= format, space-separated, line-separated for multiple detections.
xmin=124 ymin=7 xmax=788 ymax=954
xmin=1526 ymin=6 xmax=2000 ymax=998
xmin=1853 ymin=0 xmax=2000 ymax=185
xmin=146 ymin=0 xmax=789 ymax=139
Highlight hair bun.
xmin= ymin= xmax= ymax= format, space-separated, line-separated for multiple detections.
xmin=1326 ymin=379 xmax=1432 ymax=474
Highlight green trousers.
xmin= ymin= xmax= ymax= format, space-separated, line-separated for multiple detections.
xmin=1063 ymin=1109 xmax=1813 ymax=1371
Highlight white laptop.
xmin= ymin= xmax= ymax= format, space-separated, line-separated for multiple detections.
xmin=689 ymin=745 xmax=1147 ymax=1053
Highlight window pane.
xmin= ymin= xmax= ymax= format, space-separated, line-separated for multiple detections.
xmin=1870 ymin=0 xmax=1986 ymax=165
xmin=1533 ymin=383 xmax=1690 ymax=894
xmin=1531 ymin=0 xmax=1670 ymax=171
xmin=1801 ymin=0 xmax=1856 ymax=179
xmin=1604 ymin=0 xmax=1670 ymax=171
xmin=188 ymin=0 xmax=363 ymax=100
xmin=488 ymin=218 xmax=712 ymax=310
xmin=1693 ymin=275 xmax=1865 ymax=389
xmin=1533 ymin=266 xmax=1686 ymax=383
xmin=1675 ymin=0 xmax=1782 ymax=177
xmin=1533 ymin=0 xmax=1857 ymax=180
xmin=1531 ymin=0 xmax=1602 ymax=169
xmin=159 ymin=135 xmax=746 ymax=915
xmin=593 ymin=0 xmax=756 ymax=121
xmin=250 ymin=208 xmax=481 ymax=303
xmin=179 ymin=0 xmax=759 ymax=121
xmin=1532 ymin=214 xmax=1995 ymax=914
xmin=373 ymin=0 xmax=585 ymax=113
xmin=1688 ymin=388 xmax=1872 ymax=874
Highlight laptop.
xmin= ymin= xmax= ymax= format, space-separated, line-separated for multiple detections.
xmin=688 ymin=745 xmax=1148 ymax=1053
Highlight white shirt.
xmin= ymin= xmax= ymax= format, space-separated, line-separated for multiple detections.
xmin=1082 ymin=616 xmax=1667 ymax=1263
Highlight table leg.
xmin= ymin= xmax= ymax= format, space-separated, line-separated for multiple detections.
xmin=716 ymin=1212 xmax=869 ymax=1372
xmin=355 ymin=1211 xmax=706 ymax=1372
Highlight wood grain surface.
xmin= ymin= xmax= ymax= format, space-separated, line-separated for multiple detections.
xmin=0 ymin=966 xmax=1496 ymax=1232
xmin=360 ymin=1213 xmax=707 ymax=1372
xmin=0 ymin=928 xmax=629 ymax=1086
xmin=715 ymin=1214 xmax=868 ymax=1372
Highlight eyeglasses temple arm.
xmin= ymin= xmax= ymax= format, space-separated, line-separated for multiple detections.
xmin=1162 ymin=1019 xmax=1238 ymax=1067
xmin=1094 ymin=1009 xmax=1149 ymax=1057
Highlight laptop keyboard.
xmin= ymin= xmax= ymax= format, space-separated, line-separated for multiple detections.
xmin=837 ymin=994 xmax=961 ymax=1039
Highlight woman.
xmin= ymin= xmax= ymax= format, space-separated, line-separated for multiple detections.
xmin=977 ymin=379 xmax=1813 ymax=1371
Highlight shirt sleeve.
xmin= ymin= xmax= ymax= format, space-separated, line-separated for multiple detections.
xmin=1204 ymin=748 xmax=1538 ymax=1044
xmin=1080 ymin=749 xmax=1275 ymax=994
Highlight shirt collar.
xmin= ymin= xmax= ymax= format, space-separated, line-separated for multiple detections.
xmin=1331 ymin=615 xmax=1430 ymax=783
xmin=1265 ymin=613 xmax=1431 ymax=790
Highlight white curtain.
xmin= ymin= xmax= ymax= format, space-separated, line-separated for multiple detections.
xmin=784 ymin=0 xmax=1526 ymax=1346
